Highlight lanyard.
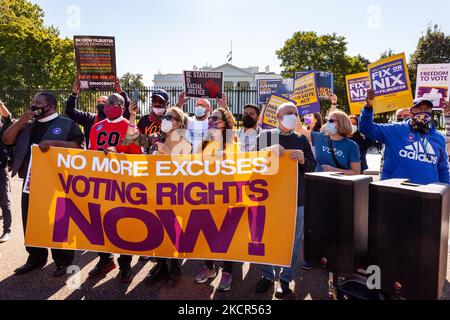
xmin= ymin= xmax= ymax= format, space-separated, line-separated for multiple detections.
xmin=416 ymin=132 xmax=433 ymax=162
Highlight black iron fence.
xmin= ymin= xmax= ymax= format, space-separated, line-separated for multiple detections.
xmin=0 ymin=87 xmax=445 ymax=129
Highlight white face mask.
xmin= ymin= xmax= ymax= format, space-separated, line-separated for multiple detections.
xmin=160 ymin=119 xmax=173 ymax=133
xmin=326 ymin=122 xmax=338 ymax=135
xmin=195 ymin=106 xmax=206 ymax=118
xmin=153 ymin=107 xmax=166 ymax=116
xmin=352 ymin=125 xmax=358 ymax=134
xmin=281 ymin=114 xmax=298 ymax=130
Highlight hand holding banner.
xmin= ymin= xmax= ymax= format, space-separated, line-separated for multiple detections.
xmin=26 ymin=147 xmax=298 ymax=267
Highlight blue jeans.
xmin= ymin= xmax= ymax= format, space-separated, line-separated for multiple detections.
xmin=259 ymin=206 xmax=304 ymax=283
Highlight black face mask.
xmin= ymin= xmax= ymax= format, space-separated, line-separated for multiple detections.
xmin=243 ymin=115 xmax=257 ymax=128
xmin=31 ymin=105 xmax=52 ymax=119
xmin=96 ymin=103 xmax=106 ymax=117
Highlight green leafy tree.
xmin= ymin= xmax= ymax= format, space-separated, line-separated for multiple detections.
xmin=0 ymin=0 xmax=76 ymax=90
xmin=409 ymin=24 xmax=450 ymax=92
xmin=120 ymin=72 xmax=145 ymax=89
xmin=276 ymin=31 xmax=370 ymax=114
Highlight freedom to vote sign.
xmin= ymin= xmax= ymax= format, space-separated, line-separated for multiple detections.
xmin=295 ymin=71 xmax=334 ymax=100
xmin=368 ymin=53 xmax=413 ymax=114
xmin=25 ymin=147 xmax=298 ymax=266
xmin=184 ymin=71 xmax=224 ymax=99
xmin=74 ymin=35 xmax=117 ymax=91
xmin=415 ymin=64 xmax=450 ymax=109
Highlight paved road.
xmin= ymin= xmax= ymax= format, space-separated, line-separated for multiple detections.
xmin=0 ymin=154 xmax=449 ymax=300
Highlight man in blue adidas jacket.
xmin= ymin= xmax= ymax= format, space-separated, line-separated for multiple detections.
xmin=360 ymin=89 xmax=449 ymax=185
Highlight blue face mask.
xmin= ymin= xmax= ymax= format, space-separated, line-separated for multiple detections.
xmin=326 ymin=122 xmax=337 ymax=135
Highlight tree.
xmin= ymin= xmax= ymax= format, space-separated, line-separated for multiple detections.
xmin=276 ymin=31 xmax=370 ymax=114
xmin=409 ymin=24 xmax=450 ymax=92
xmin=0 ymin=0 xmax=76 ymax=90
xmin=379 ymin=49 xmax=395 ymax=60
xmin=120 ymin=73 xmax=145 ymax=89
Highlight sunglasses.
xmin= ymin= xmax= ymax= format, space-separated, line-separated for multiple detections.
xmin=328 ymin=119 xmax=339 ymax=124
xmin=162 ymin=115 xmax=179 ymax=122
xmin=208 ymin=116 xmax=224 ymax=122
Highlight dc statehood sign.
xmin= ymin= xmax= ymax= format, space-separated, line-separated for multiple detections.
xmin=26 ymin=147 xmax=298 ymax=267
xmin=261 ymin=94 xmax=297 ymax=129
xmin=292 ymin=71 xmax=321 ymax=116
xmin=184 ymin=71 xmax=224 ymax=99
xmin=415 ymin=64 xmax=450 ymax=109
xmin=74 ymin=35 xmax=117 ymax=91
xmin=295 ymin=71 xmax=334 ymax=100
xmin=368 ymin=53 xmax=413 ymax=114
xmin=346 ymin=72 xmax=370 ymax=115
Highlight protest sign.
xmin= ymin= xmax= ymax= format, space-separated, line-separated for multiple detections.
xmin=260 ymin=94 xmax=297 ymax=129
xmin=74 ymin=36 xmax=117 ymax=91
xmin=26 ymin=147 xmax=298 ymax=266
xmin=184 ymin=71 xmax=224 ymax=99
xmin=346 ymin=72 xmax=370 ymax=115
xmin=257 ymin=79 xmax=294 ymax=104
xmin=292 ymin=71 xmax=321 ymax=116
xmin=415 ymin=64 xmax=450 ymax=109
xmin=295 ymin=71 xmax=334 ymax=100
xmin=368 ymin=53 xmax=413 ymax=114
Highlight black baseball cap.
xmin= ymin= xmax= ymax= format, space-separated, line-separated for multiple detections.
xmin=151 ymin=89 xmax=169 ymax=102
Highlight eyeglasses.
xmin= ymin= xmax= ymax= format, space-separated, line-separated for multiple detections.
xmin=162 ymin=115 xmax=179 ymax=122
xmin=328 ymin=119 xmax=339 ymax=124
xmin=208 ymin=116 xmax=224 ymax=122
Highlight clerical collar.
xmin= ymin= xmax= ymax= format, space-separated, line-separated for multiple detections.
xmin=37 ymin=113 xmax=58 ymax=123
xmin=276 ymin=127 xmax=294 ymax=136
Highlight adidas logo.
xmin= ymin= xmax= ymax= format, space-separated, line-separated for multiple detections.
xmin=399 ymin=141 xmax=438 ymax=164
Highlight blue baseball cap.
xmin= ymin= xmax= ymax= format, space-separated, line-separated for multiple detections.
xmin=412 ymin=98 xmax=433 ymax=110
xmin=151 ymin=89 xmax=169 ymax=102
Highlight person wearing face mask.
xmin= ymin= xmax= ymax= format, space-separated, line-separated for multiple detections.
xmin=297 ymin=110 xmax=361 ymax=176
xmin=137 ymin=89 xmax=170 ymax=140
xmin=87 ymin=93 xmax=142 ymax=283
xmin=175 ymin=92 xmax=231 ymax=153
xmin=194 ymin=108 xmax=240 ymax=292
xmin=360 ymin=89 xmax=449 ymax=184
xmin=253 ymin=102 xmax=316 ymax=297
xmin=3 ymin=92 xmax=84 ymax=277
xmin=349 ymin=115 xmax=373 ymax=173
xmin=124 ymin=105 xmax=191 ymax=285
xmin=65 ymin=79 xmax=130 ymax=147
xmin=237 ymin=104 xmax=262 ymax=152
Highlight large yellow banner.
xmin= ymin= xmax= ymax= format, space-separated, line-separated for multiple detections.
xmin=368 ymin=53 xmax=414 ymax=114
xmin=26 ymin=147 xmax=299 ymax=267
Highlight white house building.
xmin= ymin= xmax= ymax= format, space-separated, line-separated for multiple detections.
xmin=153 ymin=63 xmax=282 ymax=88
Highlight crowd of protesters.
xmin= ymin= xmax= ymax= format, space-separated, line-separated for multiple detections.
xmin=0 ymin=78 xmax=449 ymax=297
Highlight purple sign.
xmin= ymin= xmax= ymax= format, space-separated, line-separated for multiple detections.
xmin=348 ymin=77 xmax=370 ymax=103
xmin=370 ymin=58 xmax=408 ymax=96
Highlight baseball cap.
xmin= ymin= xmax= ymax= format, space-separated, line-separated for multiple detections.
xmin=412 ymin=98 xmax=433 ymax=110
xmin=151 ymin=89 xmax=169 ymax=102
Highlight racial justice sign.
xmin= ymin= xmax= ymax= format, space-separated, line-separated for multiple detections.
xmin=346 ymin=72 xmax=370 ymax=115
xmin=74 ymin=36 xmax=117 ymax=91
xmin=368 ymin=53 xmax=413 ymax=114
xmin=26 ymin=147 xmax=298 ymax=266
xmin=260 ymin=94 xmax=297 ymax=129
xmin=292 ymin=71 xmax=321 ymax=116
xmin=184 ymin=71 xmax=224 ymax=99
xmin=415 ymin=64 xmax=450 ymax=109
xmin=295 ymin=71 xmax=334 ymax=100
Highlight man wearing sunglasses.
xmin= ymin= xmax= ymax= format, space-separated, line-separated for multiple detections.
xmin=87 ymin=93 xmax=142 ymax=282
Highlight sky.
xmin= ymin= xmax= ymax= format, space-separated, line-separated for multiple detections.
xmin=31 ymin=0 xmax=450 ymax=86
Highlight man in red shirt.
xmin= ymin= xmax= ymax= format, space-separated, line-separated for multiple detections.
xmin=88 ymin=93 xmax=141 ymax=282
